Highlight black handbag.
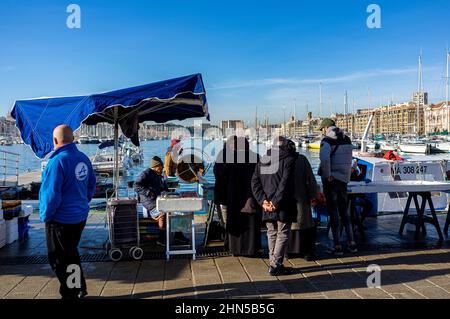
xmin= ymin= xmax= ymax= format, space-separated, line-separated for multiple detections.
xmin=241 ymin=197 xmax=257 ymax=213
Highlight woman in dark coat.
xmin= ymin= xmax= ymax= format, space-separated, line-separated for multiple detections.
xmin=287 ymin=142 xmax=319 ymax=261
xmin=215 ymin=136 xmax=261 ymax=256
xmin=213 ymin=142 xmax=227 ymax=207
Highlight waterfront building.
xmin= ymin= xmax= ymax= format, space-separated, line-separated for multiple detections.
xmin=377 ymin=102 xmax=425 ymax=136
xmin=413 ymin=91 xmax=429 ymax=106
xmin=424 ymin=101 xmax=450 ymax=134
xmin=0 ymin=115 xmax=18 ymax=138
xmin=221 ymin=120 xmax=244 ymax=135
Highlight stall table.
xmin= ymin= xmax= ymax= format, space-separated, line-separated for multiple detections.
xmin=156 ymin=196 xmax=205 ymax=260
xmin=347 ymin=180 xmax=450 ymax=241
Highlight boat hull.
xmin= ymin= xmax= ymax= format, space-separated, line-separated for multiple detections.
xmin=398 ymin=144 xmax=429 ymax=154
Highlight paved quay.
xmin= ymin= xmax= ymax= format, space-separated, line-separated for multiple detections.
xmin=0 ymin=211 xmax=449 ymax=299
xmin=1 ymin=248 xmax=450 ymax=299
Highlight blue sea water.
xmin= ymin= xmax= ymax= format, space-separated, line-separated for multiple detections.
xmin=0 ymin=139 xmax=321 ymax=201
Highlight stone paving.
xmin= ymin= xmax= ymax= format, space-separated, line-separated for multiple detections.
xmin=1 ymin=211 xmax=450 ymax=299
xmin=0 ymin=248 xmax=449 ymax=299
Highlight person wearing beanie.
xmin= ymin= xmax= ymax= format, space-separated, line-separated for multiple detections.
xmin=134 ymin=155 xmax=189 ymax=246
xmin=164 ymin=139 xmax=182 ymax=177
xmin=318 ymin=118 xmax=336 ymax=132
xmin=318 ymin=118 xmax=357 ymax=256
xmin=134 ymin=156 xmax=168 ymax=246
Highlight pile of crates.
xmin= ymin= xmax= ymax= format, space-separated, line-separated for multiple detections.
xmin=0 ymin=199 xmax=33 ymax=249
xmin=137 ymin=203 xmax=160 ymax=242
xmin=1 ymin=200 xmax=21 ymax=246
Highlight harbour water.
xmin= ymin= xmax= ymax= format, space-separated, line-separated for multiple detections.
xmin=0 ymin=140 xmax=321 ymax=190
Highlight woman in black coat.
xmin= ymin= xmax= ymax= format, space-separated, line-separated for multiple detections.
xmin=215 ymin=136 xmax=261 ymax=256
xmin=288 ymin=147 xmax=319 ymax=261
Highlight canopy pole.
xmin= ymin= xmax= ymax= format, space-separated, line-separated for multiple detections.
xmin=113 ymin=106 xmax=119 ymax=198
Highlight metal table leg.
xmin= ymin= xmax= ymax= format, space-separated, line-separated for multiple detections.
xmin=399 ymin=192 xmax=443 ymax=241
xmin=191 ymin=212 xmax=196 ymax=260
xmin=203 ymin=201 xmax=216 ymax=248
xmin=399 ymin=193 xmax=413 ymax=235
xmin=425 ymin=192 xmax=443 ymax=241
xmin=445 ymin=207 xmax=450 ymax=235
xmin=166 ymin=212 xmax=170 ymax=260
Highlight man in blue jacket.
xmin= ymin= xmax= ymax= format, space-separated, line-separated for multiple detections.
xmin=40 ymin=125 xmax=96 ymax=299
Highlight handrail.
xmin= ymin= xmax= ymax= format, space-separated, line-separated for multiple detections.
xmin=0 ymin=149 xmax=20 ymax=187
xmin=0 ymin=150 xmax=20 ymax=156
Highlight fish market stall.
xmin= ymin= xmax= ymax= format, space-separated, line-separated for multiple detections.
xmin=11 ymin=74 xmax=210 ymax=260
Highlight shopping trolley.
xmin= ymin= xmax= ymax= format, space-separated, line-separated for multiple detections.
xmin=105 ymin=198 xmax=143 ymax=261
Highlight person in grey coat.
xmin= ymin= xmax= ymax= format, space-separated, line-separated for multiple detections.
xmin=318 ymin=118 xmax=357 ymax=256
xmin=288 ymin=143 xmax=319 ymax=261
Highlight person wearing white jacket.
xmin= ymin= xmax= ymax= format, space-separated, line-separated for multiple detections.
xmin=318 ymin=119 xmax=357 ymax=256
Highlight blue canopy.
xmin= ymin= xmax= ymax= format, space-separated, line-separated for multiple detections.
xmin=11 ymin=73 xmax=209 ymax=158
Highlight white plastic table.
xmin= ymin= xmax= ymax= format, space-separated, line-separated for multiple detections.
xmin=156 ymin=197 xmax=205 ymax=260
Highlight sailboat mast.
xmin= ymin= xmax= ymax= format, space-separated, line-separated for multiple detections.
xmin=306 ymin=100 xmax=310 ymax=135
xmin=255 ymin=106 xmax=259 ymax=142
xmin=416 ymin=52 xmax=423 ymax=135
xmin=352 ymin=97 xmax=355 ymax=139
xmin=446 ymin=50 xmax=449 ymax=132
xmin=319 ymin=82 xmax=323 ymax=118
xmin=344 ymin=90 xmax=348 ymax=132
xmin=293 ymin=101 xmax=296 ymax=138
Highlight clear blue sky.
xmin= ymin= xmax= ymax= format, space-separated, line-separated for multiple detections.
xmin=1 ymin=0 xmax=449 ymax=125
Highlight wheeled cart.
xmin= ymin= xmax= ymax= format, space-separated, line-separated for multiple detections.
xmin=106 ymin=198 xmax=143 ymax=261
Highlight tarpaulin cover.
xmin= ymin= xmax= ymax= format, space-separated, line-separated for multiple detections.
xmin=11 ymin=73 xmax=209 ymax=158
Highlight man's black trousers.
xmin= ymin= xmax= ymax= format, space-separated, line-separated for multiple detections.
xmin=45 ymin=220 xmax=87 ymax=299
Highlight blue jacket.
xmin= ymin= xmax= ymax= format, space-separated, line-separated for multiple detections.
xmin=39 ymin=143 xmax=96 ymax=224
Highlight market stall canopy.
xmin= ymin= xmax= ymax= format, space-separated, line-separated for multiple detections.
xmin=11 ymin=73 xmax=209 ymax=158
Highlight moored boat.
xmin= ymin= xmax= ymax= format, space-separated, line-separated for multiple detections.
xmin=353 ymin=154 xmax=450 ymax=214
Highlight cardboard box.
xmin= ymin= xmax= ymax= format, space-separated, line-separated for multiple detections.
xmin=5 ymin=218 xmax=18 ymax=244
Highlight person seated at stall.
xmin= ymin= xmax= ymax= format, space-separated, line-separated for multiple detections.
xmin=134 ymin=156 xmax=188 ymax=246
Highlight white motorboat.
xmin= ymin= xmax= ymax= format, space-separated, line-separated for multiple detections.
xmin=77 ymin=135 xmax=90 ymax=144
xmin=379 ymin=141 xmax=397 ymax=152
xmin=353 ymin=154 xmax=450 ymax=214
xmin=398 ymin=142 xmax=430 ymax=154
xmin=124 ymin=143 xmax=144 ymax=165
xmin=431 ymin=141 xmax=450 ymax=153
xmin=91 ymin=141 xmax=131 ymax=176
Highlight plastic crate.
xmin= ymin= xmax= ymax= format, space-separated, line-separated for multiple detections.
xmin=18 ymin=216 xmax=30 ymax=240
xmin=5 ymin=218 xmax=18 ymax=244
